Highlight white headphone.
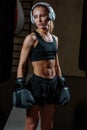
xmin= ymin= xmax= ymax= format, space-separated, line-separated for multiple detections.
xmin=30 ymin=2 xmax=56 ymax=24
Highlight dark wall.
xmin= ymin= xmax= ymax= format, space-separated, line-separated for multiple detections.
xmin=54 ymin=76 xmax=87 ymax=130
xmin=79 ymin=0 xmax=87 ymax=72
xmin=0 ymin=80 xmax=14 ymax=130
xmin=0 ymin=0 xmax=16 ymax=83
xmin=0 ymin=0 xmax=16 ymax=129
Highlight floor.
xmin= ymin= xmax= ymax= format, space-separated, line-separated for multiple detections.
xmin=4 ymin=107 xmax=40 ymax=130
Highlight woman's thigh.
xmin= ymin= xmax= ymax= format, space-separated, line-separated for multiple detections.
xmin=40 ymin=104 xmax=56 ymax=130
xmin=25 ymin=105 xmax=40 ymax=130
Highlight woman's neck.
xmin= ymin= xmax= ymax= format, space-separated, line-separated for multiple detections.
xmin=36 ymin=29 xmax=53 ymax=42
xmin=36 ymin=28 xmax=50 ymax=36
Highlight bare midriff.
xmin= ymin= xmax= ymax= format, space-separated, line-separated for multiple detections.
xmin=32 ymin=59 xmax=56 ymax=79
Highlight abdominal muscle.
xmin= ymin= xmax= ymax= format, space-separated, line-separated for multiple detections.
xmin=32 ymin=59 xmax=56 ymax=79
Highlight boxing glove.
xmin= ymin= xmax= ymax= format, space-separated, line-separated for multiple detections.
xmin=13 ymin=77 xmax=35 ymax=108
xmin=56 ymin=77 xmax=70 ymax=106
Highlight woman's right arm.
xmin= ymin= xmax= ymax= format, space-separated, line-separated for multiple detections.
xmin=17 ymin=34 xmax=35 ymax=77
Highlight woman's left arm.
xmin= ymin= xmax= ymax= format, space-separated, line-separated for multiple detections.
xmin=54 ymin=35 xmax=62 ymax=77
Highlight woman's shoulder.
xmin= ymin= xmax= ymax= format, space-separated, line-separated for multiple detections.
xmin=25 ymin=32 xmax=37 ymax=42
xmin=52 ymin=34 xmax=58 ymax=42
xmin=22 ymin=32 xmax=37 ymax=48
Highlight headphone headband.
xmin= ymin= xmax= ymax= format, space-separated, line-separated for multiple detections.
xmin=31 ymin=2 xmax=50 ymax=10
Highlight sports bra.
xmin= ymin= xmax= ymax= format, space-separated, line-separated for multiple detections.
xmin=29 ymin=31 xmax=57 ymax=61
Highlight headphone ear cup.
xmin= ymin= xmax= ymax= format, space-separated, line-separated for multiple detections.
xmin=52 ymin=11 xmax=56 ymax=20
xmin=49 ymin=13 xmax=53 ymax=20
xmin=31 ymin=16 xmax=35 ymax=24
xmin=30 ymin=11 xmax=35 ymax=24
xmin=48 ymin=6 xmax=55 ymax=21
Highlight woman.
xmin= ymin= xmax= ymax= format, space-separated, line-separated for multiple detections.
xmin=14 ymin=2 xmax=70 ymax=130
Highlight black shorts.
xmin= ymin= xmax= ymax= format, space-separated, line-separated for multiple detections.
xmin=26 ymin=74 xmax=58 ymax=106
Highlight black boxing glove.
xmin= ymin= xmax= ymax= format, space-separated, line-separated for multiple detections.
xmin=56 ymin=77 xmax=70 ymax=106
xmin=13 ymin=77 xmax=35 ymax=108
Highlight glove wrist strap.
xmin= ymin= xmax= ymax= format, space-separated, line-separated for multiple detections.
xmin=15 ymin=77 xmax=26 ymax=89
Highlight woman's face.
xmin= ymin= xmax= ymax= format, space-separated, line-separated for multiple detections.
xmin=32 ymin=6 xmax=49 ymax=29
